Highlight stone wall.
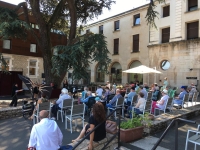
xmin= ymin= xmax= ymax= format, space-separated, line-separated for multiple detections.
xmin=0 ymin=107 xmax=22 ymax=120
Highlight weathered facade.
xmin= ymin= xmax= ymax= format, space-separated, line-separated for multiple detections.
xmin=83 ymin=0 xmax=200 ymax=90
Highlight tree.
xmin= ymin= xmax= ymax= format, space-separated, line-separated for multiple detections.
xmin=145 ymin=0 xmax=166 ymax=28
xmin=0 ymin=0 xmax=114 ymax=85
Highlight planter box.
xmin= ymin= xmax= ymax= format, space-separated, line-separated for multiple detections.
xmin=120 ymin=126 xmax=144 ymax=143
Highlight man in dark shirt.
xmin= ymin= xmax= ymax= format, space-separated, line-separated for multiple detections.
xmin=10 ymin=83 xmax=23 ymax=107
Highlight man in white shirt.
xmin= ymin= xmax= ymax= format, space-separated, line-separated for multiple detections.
xmin=28 ymin=110 xmax=63 ymax=150
xmin=51 ymin=88 xmax=71 ymax=118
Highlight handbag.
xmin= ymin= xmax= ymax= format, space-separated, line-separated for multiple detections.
xmin=105 ymin=120 xmax=117 ymax=134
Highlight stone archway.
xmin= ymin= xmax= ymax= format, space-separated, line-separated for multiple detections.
xmin=128 ymin=60 xmax=143 ymax=84
xmin=110 ymin=62 xmax=122 ymax=84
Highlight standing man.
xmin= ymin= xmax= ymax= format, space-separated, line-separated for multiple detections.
xmin=9 ymin=83 xmax=23 ymax=107
xmin=28 ymin=110 xmax=63 ymax=150
xmin=51 ymin=88 xmax=71 ymax=119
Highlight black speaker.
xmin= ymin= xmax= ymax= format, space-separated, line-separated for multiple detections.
xmin=42 ymin=73 xmax=45 ymax=78
xmin=111 ymin=68 xmax=115 ymax=73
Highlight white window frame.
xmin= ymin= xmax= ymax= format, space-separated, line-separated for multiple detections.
xmin=28 ymin=59 xmax=38 ymax=77
xmin=3 ymin=40 xmax=11 ymax=49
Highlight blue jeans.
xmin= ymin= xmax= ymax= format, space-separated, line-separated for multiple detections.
xmin=173 ymin=99 xmax=183 ymax=105
xmin=128 ymin=107 xmax=143 ymax=118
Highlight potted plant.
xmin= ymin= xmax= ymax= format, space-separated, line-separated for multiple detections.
xmin=120 ymin=113 xmax=152 ymax=143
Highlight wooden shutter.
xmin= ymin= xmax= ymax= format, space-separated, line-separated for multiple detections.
xmin=162 ymin=27 xmax=170 ymax=43
xmin=163 ymin=5 xmax=170 ymax=17
xmin=114 ymin=38 xmax=119 ymax=54
xmin=187 ymin=21 xmax=199 ymax=39
xmin=133 ymin=34 xmax=139 ymax=52
xmin=188 ymin=0 xmax=197 ymax=8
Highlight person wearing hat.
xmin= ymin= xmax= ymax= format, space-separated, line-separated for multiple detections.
xmin=173 ymin=86 xmax=188 ymax=105
xmin=51 ymin=88 xmax=71 ymax=119
xmin=151 ymin=89 xmax=169 ymax=114
xmin=124 ymin=87 xmax=136 ymax=106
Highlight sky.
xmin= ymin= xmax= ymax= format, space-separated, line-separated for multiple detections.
xmin=1 ymin=0 xmax=149 ymax=23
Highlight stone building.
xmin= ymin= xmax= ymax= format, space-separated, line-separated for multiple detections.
xmin=84 ymin=0 xmax=200 ymax=90
xmin=148 ymin=0 xmax=200 ymax=90
xmin=83 ymin=4 xmax=150 ymax=85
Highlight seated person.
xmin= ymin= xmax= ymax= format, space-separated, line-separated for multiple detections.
xmin=124 ymin=87 xmax=136 ymax=106
xmin=173 ymin=86 xmax=188 ymax=105
xmin=139 ymin=86 xmax=147 ymax=100
xmin=151 ymin=84 xmax=160 ymax=101
xmin=51 ymin=88 xmax=71 ymax=118
xmin=28 ymin=110 xmax=63 ymax=150
xmin=106 ymin=89 xmax=122 ymax=109
xmin=143 ymin=83 xmax=149 ymax=91
xmin=101 ymin=87 xmax=111 ymax=102
xmin=128 ymin=92 xmax=146 ymax=118
xmin=29 ymin=93 xmax=48 ymax=120
xmin=81 ymin=91 xmax=94 ymax=103
xmin=96 ymin=85 xmax=103 ymax=97
xmin=79 ymin=86 xmax=88 ymax=104
xmin=72 ymin=103 xmax=106 ymax=150
xmin=151 ymin=89 xmax=169 ymax=114
xmin=188 ymin=85 xmax=197 ymax=101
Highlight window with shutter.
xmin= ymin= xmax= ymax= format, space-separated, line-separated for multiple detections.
xmin=162 ymin=27 xmax=170 ymax=43
xmin=114 ymin=38 xmax=119 ymax=54
xmin=187 ymin=21 xmax=199 ymax=39
xmin=132 ymin=34 xmax=139 ymax=52
xmin=99 ymin=25 xmax=103 ymax=34
xmin=163 ymin=5 xmax=170 ymax=17
xmin=114 ymin=20 xmax=120 ymax=31
xmin=188 ymin=0 xmax=198 ymax=11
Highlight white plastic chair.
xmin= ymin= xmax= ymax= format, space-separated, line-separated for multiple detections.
xmin=185 ymin=125 xmax=200 ymax=150
xmin=57 ymin=98 xmax=73 ymax=122
xmin=33 ymin=102 xmax=51 ymax=124
xmin=133 ymin=99 xmax=147 ymax=117
xmin=154 ymin=98 xmax=169 ymax=116
xmin=65 ymin=104 xmax=85 ymax=133
xmin=191 ymin=92 xmax=199 ymax=106
xmin=166 ymin=97 xmax=174 ymax=112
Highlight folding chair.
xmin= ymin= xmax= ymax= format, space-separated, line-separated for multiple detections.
xmin=166 ymin=97 xmax=173 ymax=112
xmin=86 ymin=97 xmax=96 ymax=116
xmin=133 ymin=100 xmax=147 ymax=118
xmin=33 ymin=102 xmax=51 ymax=124
xmin=173 ymin=94 xmax=189 ymax=109
xmin=146 ymin=92 xmax=152 ymax=101
xmin=154 ymin=98 xmax=169 ymax=116
xmin=144 ymin=100 xmax=152 ymax=113
xmin=65 ymin=104 xmax=85 ymax=133
xmin=107 ymin=97 xmax=124 ymax=120
xmin=131 ymin=94 xmax=138 ymax=106
xmin=57 ymin=98 xmax=73 ymax=122
xmin=185 ymin=124 xmax=200 ymax=150
xmin=191 ymin=92 xmax=199 ymax=106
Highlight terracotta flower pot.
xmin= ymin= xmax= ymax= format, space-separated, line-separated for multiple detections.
xmin=120 ymin=126 xmax=144 ymax=143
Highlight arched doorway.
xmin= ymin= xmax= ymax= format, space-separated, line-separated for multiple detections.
xmin=95 ymin=64 xmax=105 ymax=82
xmin=110 ymin=62 xmax=122 ymax=84
xmin=128 ymin=61 xmax=143 ymax=84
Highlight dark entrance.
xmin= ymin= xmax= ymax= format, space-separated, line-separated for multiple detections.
xmin=0 ymin=71 xmax=23 ymax=96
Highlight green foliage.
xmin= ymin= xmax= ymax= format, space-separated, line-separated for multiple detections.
xmin=0 ymin=53 xmax=9 ymax=73
xmin=120 ymin=113 xmax=152 ymax=129
xmin=146 ymin=0 xmax=166 ymax=28
xmin=0 ymin=7 xmax=30 ymax=40
xmin=51 ymin=33 xmax=111 ymax=80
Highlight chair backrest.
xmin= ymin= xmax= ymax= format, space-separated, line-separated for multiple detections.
xmin=141 ymin=100 xmax=147 ymax=115
xmin=192 ymin=92 xmax=199 ymax=103
xmin=145 ymin=100 xmax=152 ymax=112
xmin=167 ymin=97 xmax=173 ymax=106
xmin=183 ymin=94 xmax=189 ymax=103
xmin=117 ymin=97 xmax=124 ymax=106
xmin=131 ymin=95 xmax=138 ymax=106
xmin=87 ymin=97 xmax=96 ymax=108
xmin=107 ymin=94 xmax=115 ymax=101
xmin=71 ymin=104 xmax=85 ymax=116
xmin=146 ymin=92 xmax=152 ymax=101
xmin=163 ymin=98 xmax=169 ymax=111
xmin=63 ymin=98 xmax=73 ymax=108
xmin=38 ymin=102 xmax=50 ymax=111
